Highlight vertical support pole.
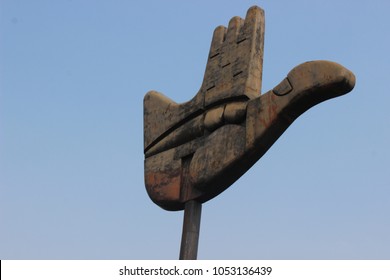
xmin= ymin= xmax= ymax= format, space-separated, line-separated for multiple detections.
xmin=179 ymin=200 xmax=202 ymax=260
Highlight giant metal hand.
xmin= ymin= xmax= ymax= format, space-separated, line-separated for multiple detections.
xmin=143 ymin=6 xmax=355 ymax=211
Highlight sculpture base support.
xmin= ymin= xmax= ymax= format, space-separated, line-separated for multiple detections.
xmin=179 ymin=200 xmax=202 ymax=260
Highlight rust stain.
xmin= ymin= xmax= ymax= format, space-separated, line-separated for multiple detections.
xmin=145 ymin=170 xmax=181 ymax=202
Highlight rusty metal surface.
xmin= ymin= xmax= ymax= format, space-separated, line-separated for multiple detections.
xmin=143 ymin=6 xmax=355 ymax=211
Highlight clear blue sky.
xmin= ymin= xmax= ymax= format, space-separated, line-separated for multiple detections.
xmin=1 ymin=0 xmax=389 ymax=259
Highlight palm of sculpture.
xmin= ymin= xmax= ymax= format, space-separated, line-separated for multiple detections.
xmin=143 ymin=6 xmax=355 ymax=259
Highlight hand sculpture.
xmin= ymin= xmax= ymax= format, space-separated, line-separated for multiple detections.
xmin=144 ymin=6 xmax=355 ymax=211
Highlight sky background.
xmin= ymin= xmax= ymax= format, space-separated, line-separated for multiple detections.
xmin=1 ymin=0 xmax=389 ymax=260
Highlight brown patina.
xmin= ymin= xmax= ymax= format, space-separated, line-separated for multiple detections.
xmin=143 ymin=6 xmax=355 ymax=211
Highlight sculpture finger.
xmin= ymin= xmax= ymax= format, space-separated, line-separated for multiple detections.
xmin=209 ymin=25 xmax=227 ymax=59
xmin=225 ymin=16 xmax=244 ymax=44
